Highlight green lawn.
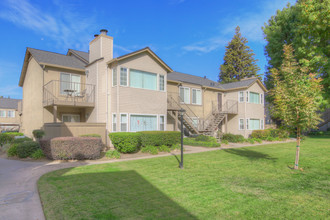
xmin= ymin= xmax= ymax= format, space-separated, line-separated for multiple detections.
xmin=38 ymin=136 xmax=330 ymax=219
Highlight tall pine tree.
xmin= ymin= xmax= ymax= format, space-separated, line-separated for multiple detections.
xmin=219 ymin=26 xmax=260 ymax=83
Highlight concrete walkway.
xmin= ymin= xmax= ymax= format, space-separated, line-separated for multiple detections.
xmin=0 ymin=139 xmax=295 ymax=220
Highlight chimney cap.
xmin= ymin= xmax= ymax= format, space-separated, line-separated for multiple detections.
xmin=100 ymin=29 xmax=108 ymax=35
xmin=94 ymin=34 xmax=99 ymax=38
xmin=204 ymin=76 xmax=207 ymax=79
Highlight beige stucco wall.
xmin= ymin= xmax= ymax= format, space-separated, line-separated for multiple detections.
xmin=109 ymin=52 xmax=168 ymax=132
xmin=0 ymin=108 xmax=20 ymax=124
xmin=20 ymin=57 xmax=44 ymax=137
xmin=43 ymin=122 xmax=107 ymax=144
xmin=224 ymin=82 xmax=265 ymax=138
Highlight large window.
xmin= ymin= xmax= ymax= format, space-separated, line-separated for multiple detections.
xmin=239 ymin=119 xmax=244 ymax=130
xmin=192 ymin=89 xmax=202 ymax=105
xmin=249 ymin=92 xmax=260 ymax=104
xmin=62 ymin=114 xmax=80 ymax=122
xmin=112 ymin=68 xmax=117 ymax=86
xmin=130 ymin=69 xmax=157 ymax=90
xmin=120 ymin=114 xmax=128 ymax=131
xmin=159 ymin=75 xmax=165 ymax=91
xmin=249 ymin=119 xmax=260 ymax=130
xmin=120 ymin=68 xmax=128 ymax=86
xmin=112 ymin=114 xmax=117 ymax=132
xmin=7 ymin=111 xmax=15 ymax=118
xmin=60 ymin=73 xmax=81 ymax=95
xmin=0 ymin=110 xmax=5 ymax=117
xmin=179 ymin=87 xmax=190 ymax=104
xmin=130 ymin=115 xmax=157 ymax=132
xmin=239 ymin=91 xmax=244 ymax=103
xmin=159 ymin=115 xmax=165 ymax=131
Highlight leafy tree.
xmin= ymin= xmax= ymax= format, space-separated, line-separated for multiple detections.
xmin=263 ymin=0 xmax=329 ymax=105
xmin=219 ymin=26 xmax=260 ymax=83
xmin=270 ymin=45 xmax=322 ymax=170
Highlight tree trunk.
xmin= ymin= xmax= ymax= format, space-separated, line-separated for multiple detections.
xmin=294 ymin=127 xmax=300 ymax=170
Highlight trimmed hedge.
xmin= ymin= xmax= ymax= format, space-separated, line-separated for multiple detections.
xmin=109 ymin=132 xmax=141 ymax=153
xmin=16 ymin=141 xmax=40 ymax=158
xmin=139 ymin=131 xmax=180 ymax=147
xmin=251 ymin=129 xmax=289 ymax=140
xmin=40 ymin=137 xmax=104 ymax=160
xmin=33 ymin=129 xmax=45 ymax=139
xmin=13 ymin=137 xmax=33 ymax=144
xmin=222 ymin=133 xmax=245 ymax=143
xmin=183 ymin=138 xmax=220 ymax=147
xmin=0 ymin=133 xmax=14 ymax=146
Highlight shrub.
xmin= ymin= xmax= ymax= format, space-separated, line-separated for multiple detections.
xmin=221 ymin=139 xmax=229 ymax=145
xmin=105 ymin=150 xmax=121 ymax=159
xmin=183 ymin=138 xmax=220 ymax=147
xmin=80 ymin=134 xmax=101 ymax=137
xmin=170 ymin=144 xmax=181 ymax=150
xmin=195 ymin=135 xmax=211 ymax=142
xmin=7 ymin=144 xmax=19 ymax=157
xmin=158 ymin=145 xmax=171 ymax=153
xmin=40 ymin=137 xmax=104 ymax=160
xmin=16 ymin=141 xmax=40 ymax=158
xmin=139 ymin=131 xmax=180 ymax=147
xmin=0 ymin=133 xmax=14 ymax=146
xmin=141 ymin=145 xmax=159 ymax=155
xmin=251 ymin=129 xmax=289 ymax=140
xmin=109 ymin=132 xmax=141 ymax=153
xmin=13 ymin=137 xmax=33 ymax=144
xmin=31 ymin=149 xmax=45 ymax=159
xmin=32 ymin=129 xmax=45 ymax=139
xmin=252 ymin=138 xmax=262 ymax=143
xmin=222 ymin=133 xmax=245 ymax=143
xmin=247 ymin=138 xmax=255 ymax=144
xmin=5 ymin=132 xmax=24 ymax=137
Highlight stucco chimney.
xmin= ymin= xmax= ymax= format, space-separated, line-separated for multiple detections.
xmin=89 ymin=28 xmax=113 ymax=62
xmin=100 ymin=29 xmax=108 ymax=35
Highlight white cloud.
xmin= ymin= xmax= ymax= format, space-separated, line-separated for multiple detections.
xmin=182 ymin=0 xmax=296 ymax=53
xmin=0 ymin=0 xmax=96 ymax=51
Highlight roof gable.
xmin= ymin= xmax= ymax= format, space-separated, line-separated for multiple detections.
xmin=67 ymin=49 xmax=89 ymax=63
xmin=107 ymin=47 xmax=173 ymax=73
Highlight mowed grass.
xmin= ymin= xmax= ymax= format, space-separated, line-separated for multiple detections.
xmin=38 ymin=136 xmax=330 ymax=219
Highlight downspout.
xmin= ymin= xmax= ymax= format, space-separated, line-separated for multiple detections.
xmin=105 ymin=65 xmax=108 ymax=146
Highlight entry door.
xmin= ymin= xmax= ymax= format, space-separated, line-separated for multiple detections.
xmin=218 ymin=93 xmax=222 ymax=111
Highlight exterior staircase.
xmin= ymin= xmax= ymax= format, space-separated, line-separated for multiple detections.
xmin=167 ymin=95 xmax=237 ymax=136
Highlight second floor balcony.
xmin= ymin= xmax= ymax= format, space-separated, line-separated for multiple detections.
xmin=43 ymin=80 xmax=95 ymax=107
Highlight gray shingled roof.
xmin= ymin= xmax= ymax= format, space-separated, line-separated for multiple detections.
xmin=168 ymin=71 xmax=259 ymax=91
xmin=68 ymin=49 xmax=89 ymax=62
xmin=168 ymin=72 xmax=224 ymax=89
xmin=0 ymin=98 xmax=21 ymax=109
xmin=28 ymin=48 xmax=87 ymax=70
xmin=220 ymin=78 xmax=258 ymax=90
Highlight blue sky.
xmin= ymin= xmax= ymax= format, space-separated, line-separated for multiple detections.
xmin=0 ymin=0 xmax=295 ymax=99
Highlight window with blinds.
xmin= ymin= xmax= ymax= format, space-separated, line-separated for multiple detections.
xmin=192 ymin=89 xmax=202 ymax=105
xmin=130 ymin=115 xmax=157 ymax=132
xmin=179 ymin=87 xmax=190 ymax=104
xmin=130 ymin=69 xmax=157 ymax=90
xmin=249 ymin=92 xmax=260 ymax=104
xmin=249 ymin=119 xmax=260 ymax=130
xmin=120 ymin=68 xmax=128 ymax=86
xmin=112 ymin=114 xmax=117 ymax=132
xmin=120 ymin=114 xmax=128 ymax=131
xmin=112 ymin=68 xmax=117 ymax=86
xmin=159 ymin=75 xmax=165 ymax=91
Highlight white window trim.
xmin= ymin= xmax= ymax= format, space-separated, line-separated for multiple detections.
xmin=179 ymin=86 xmax=190 ymax=104
xmin=7 ymin=110 xmax=15 ymax=118
xmin=60 ymin=72 xmax=81 ymax=95
xmin=260 ymin=93 xmax=263 ymax=105
xmin=261 ymin=119 xmax=264 ymax=130
xmin=112 ymin=68 xmax=117 ymax=87
xmin=128 ymin=113 xmax=159 ymax=132
xmin=159 ymin=74 xmax=166 ymax=92
xmin=62 ymin=114 xmax=80 ymax=122
xmin=159 ymin=114 xmax=166 ymax=131
xmin=239 ymin=91 xmax=244 ymax=103
xmin=249 ymin=92 xmax=260 ymax=104
xmin=112 ymin=113 xmax=117 ymax=132
xmin=192 ymin=88 xmax=202 ymax=105
xmin=239 ymin=118 xmax=244 ymax=130
xmin=0 ymin=110 xmax=6 ymax=118
xmin=120 ymin=67 xmax=129 ymax=87
xmin=249 ymin=118 xmax=261 ymax=130
xmin=246 ymin=91 xmax=249 ymax=103
xmin=120 ymin=113 xmax=128 ymax=132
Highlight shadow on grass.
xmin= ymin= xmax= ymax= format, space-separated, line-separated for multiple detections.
xmin=223 ymin=148 xmax=277 ymax=161
xmin=39 ymin=168 xmax=197 ymax=220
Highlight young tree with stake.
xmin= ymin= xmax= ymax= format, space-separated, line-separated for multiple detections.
xmin=270 ymin=45 xmax=322 ymax=170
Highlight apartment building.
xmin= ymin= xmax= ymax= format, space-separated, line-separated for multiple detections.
xmin=0 ymin=97 xmax=21 ymax=132
xmin=19 ymin=29 xmax=266 ymax=144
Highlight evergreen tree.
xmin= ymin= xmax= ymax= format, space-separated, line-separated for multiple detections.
xmin=219 ymin=26 xmax=260 ymax=83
